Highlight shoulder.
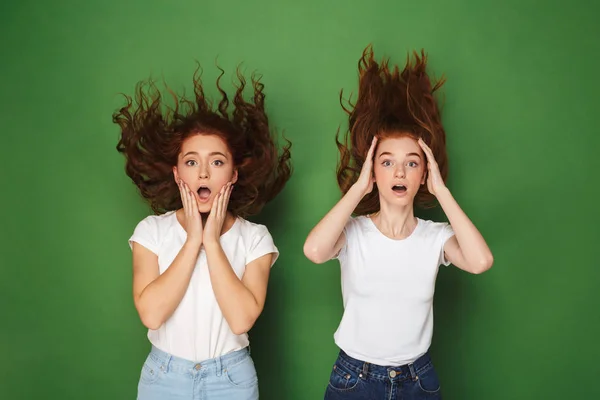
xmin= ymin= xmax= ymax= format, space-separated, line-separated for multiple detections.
xmin=348 ymin=215 xmax=370 ymax=228
xmin=344 ymin=215 xmax=371 ymax=236
xmin=132 ymin=211 xmax=179 ymax=240
xmin=136 ymin=211 xmax=177 ymax=230
xmin=232 ymin=218 xmax=278 ymax=265
xmin=234 ymin=217 xmax=271 ymax=238
xmin=129 ymin=211 xmax=178 ymax=252
xmin=415 ymin=218 xmax=454 ymax=239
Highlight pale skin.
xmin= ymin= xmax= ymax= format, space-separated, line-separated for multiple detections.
xmin=303 ymin=134 xmax=493 ymax=274
xmin=131 ymin=134 xmax=273 ymax=334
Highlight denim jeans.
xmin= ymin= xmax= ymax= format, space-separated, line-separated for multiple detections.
xmin=324 ymin=350 xmax=442 ymax=400
xmin=137 ymin=346 xmax=258 ymax=400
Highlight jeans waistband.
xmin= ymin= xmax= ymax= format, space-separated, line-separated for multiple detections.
xmin=337 ymin=349 xmax=434 ymax=382
xmin=148 ymin=346 xmax=251 ymax=376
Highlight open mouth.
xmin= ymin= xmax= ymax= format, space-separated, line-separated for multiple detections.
xmin=392 ymin=185 xmax=407 ymax=194
xmin=197 ymin=186 xmax=211 ymax=200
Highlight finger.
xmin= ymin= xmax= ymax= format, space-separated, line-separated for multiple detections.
xmin=190 ymin=188 xmax=200 ymax=215
xmin=418 ymin=139 xmax=432 ymax=158
xmin=224 ymin=182 xmax=233 ymax=213
xmin=213 ymin=188 xmax=221 ymax=219
xmin=423 ymin=149 xmax=438 ymax=170
xmin=217 ymin=184 xmax=227 ymax=218
xmin=178 ymin=180 xmax=186 ymax=206
xmin=425 ymin=147 xmax=435 ymax=161
xmin=366 ymin=136 xmax=378 ymax=160
xmin=209 ymin=190 xmax=220 ymax=218
xmin=418 ymin=138 xmax=432 ymax=154
xmin=179 ymin=181 xmax=188 ymax=211
xmin=187 ymin=185 xmax=196 ymax=217
xmin=223 ymin=182 xmax=233 ymax=211
xmin=192 ymin=190 xmax=203 ymax=213
xmin=424 ymin=143 xmax=436 ymax=161
xmin=184 ymin=183 xmax=193 ymax=216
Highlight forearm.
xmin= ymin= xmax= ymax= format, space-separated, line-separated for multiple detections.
xmin=437 ymin=187 xmax=494 ymax=270
xmin=137 ymin=239 xmax=201 ymax=329
xmin=303 ymin=185 xmax=364 ymax=263
xmin=204 ymin=241 xmax=261 ymax=335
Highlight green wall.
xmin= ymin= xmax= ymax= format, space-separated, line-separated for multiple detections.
xmin=1 ymin=1 xmax=598 ymax=399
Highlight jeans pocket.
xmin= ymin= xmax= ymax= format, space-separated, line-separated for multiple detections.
xmin=328 ymin=361 xmax=362 ymax=392
xmin=139 ymin=354 xmax=164 ymax=386
xmin=224 ymin=355 xmax=258 ymax=388
xmin=417 ymin=364 xmax=441 ymax=394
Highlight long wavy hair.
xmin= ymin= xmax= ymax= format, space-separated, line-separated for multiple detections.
xmin=336 ymin=45 xmax=448 ymax=214
xmin=113 ymin=66 xmax=292 ymax=217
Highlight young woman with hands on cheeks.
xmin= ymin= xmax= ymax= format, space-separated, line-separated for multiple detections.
xmin=114 ymin=67 xmax=292 ymax=400
xmin=304 ymin=47 xmax=493 ymax=400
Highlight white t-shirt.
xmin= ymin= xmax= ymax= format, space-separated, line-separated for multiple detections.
xmin=129 ymin=211 xmax=278 ymax=362
xmin=333 ymin=215 xmax=455 ymax=366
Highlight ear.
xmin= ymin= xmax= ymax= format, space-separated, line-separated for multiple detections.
xmin=173 ymin=166 xmax=180 ymax=183
xmin=231 ymin=169 xmax=238 ymax=184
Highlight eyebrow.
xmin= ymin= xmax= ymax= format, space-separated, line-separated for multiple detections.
xmin=182 ymin=151 xmax=228 ymax=159
xmin=378 ymin=152 xmax=422 ymax=159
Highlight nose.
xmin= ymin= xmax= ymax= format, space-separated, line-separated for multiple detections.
xmin=198 ymin=163 xmax=209 ymax=179
xmin=395 ymin=165 xmax=405 ymax=178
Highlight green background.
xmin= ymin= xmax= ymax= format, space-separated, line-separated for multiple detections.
xmin=1 ymin=0 xmax=598 ymax=399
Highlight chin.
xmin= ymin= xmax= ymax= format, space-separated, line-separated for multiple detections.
xmin=381 ymin=194 xmax=415 ymax=207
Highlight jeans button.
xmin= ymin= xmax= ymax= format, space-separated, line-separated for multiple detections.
xmin=194 ymin=364 xmax=201 ymax=370
xmin=389 ymin=370 xmax=397 ymax=378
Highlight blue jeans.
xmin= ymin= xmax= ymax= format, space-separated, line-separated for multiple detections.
xmin=137 ymin=346 xmax=259 ymax=400
xmin=324 ymin=350 xmax=442 ymax=400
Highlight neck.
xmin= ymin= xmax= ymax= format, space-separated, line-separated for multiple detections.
xmin=371 ymin=200 xmax=417 ymax=239
xmin=176 ymin=209 xmax=235 ymax=234
xmin=200 ymin=211 xmax=235 ymax=229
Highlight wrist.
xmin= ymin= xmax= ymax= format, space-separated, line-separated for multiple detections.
xmin=348 ymin=183 xmax=368 ymax=199
xmin=434 ymin=186 xmax=451 ymax=200
xmin=203 ymin=239 xmax=221 ymax=251
xmin=185 ymin=236 xmax=202 ymax=248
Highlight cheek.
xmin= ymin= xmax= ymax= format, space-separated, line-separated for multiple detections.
xmin=373 ymin=169 xmax=381 ymax=182
xmin=373 ymin=166 xmax=388 ymax=181
xmin=410 ymin=168 xmax=426 ymax=184
xmin=214 ymin=166 xmax=236 ymax=182
xmin=176 ymin=166 xmax=193 ymax=180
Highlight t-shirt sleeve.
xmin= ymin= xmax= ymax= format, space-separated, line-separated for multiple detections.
xmin=246 ymin=225 xmax=279 ymax=267
xmin=334 ymin=217 xmax=356 ymax=262
xmin=438 ymin=223 xmax=456 ymax=267
xmin=128 ymin=217 xmax=159 ymax=255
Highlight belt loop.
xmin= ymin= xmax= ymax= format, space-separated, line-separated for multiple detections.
xmin=165 ymin=354 xmax=172 ymax=373
xmin=216 ymin=356 xmax=222 ymax=377
xmin=408 ymin=362 xmax=417 ymax=381
xmin=361 ymin=362 xmax=369 ymax=378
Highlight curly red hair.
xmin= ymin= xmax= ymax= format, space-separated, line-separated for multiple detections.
xmin=113 ymin=66 xmax=292 ymax=217
xmin=336 ymin=45 xmax=448 ymax=213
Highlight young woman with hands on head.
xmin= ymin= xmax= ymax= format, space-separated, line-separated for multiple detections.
xmin=304 ymin=46 xmax=493 ymax=400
